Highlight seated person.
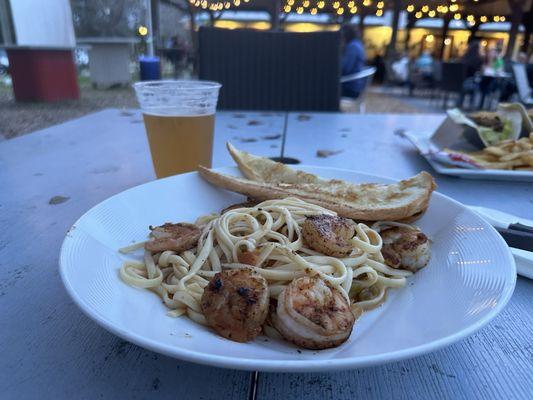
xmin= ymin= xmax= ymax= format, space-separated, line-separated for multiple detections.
xmin=391 ymin=53 xmax=409 ymax=83
xmin=341 ymin=25 xmax=366 ymax=99
xmin=415 ymin=51 xmax=433 ymax=78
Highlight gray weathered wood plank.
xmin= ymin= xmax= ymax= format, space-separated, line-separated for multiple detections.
xmin=257 ymin=279 xmax=533 ymax=400
xmin=0 ymin=109 xmax=283 ymax=400
xmin=254 ymin=112 xmax=533 ymax=400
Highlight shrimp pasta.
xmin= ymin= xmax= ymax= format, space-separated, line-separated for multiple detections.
xmin=119 ymin=197 xmax=428 ymax=347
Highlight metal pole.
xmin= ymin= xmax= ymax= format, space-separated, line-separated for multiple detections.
xmin=505 ymin=0 xmax=524 ymax=60
xmin=271 ymin=0 xmax=281 ymax=30
xmin=386 ymin=0 xmax=401 ymax=59
xmin=280 ymin=112 xmax=289 ymax=160
xmin=146 ymin=0 xmax=154 ymax=57
xmin=438 ymin=17 xmax=451 ymax=60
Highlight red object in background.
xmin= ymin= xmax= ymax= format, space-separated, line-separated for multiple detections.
xmin=6 ymin=47 xmax=79 ymax=102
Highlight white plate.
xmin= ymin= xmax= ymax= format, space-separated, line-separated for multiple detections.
xmin=59 ymin=166 xmax=516 ymax=372
xmin=404 ymin=131 xmax=533 ymax=182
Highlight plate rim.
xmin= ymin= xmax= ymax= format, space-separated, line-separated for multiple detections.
xmin=59 ymin=166 xmax=517 ymax=372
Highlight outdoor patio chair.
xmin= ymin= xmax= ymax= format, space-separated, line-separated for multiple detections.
xmin=340 ymin=66 xmax=376 ymax=113
xmin=198 ymin=27 xmax=341 ymax=111
xmin=438 ymin=62 xmax=470 ymax=109
xmin=512 ymin=63 xmax=533 ymax=107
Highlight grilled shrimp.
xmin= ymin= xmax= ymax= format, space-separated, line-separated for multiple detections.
xmin=201 ymin=268 xmax=269 ymax=342
xmin=380 ymin=225 xmax=430 ymax=272
xmin=272 ymin=277 xmax=355 ymax=350
xmin=302 ymin=214 xmax=356 ymax=257
xmin=144 ymin=222 xmax=201 ymax=253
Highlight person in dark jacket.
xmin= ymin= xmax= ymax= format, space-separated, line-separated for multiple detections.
xmin=461 ymin=40 xmax=484 ymax=78
xmin=341 ymin=25 xmax=366 ymax=98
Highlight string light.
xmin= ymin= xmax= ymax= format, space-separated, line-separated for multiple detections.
xmin=310 ymin=7 xmax=317 ymax=15
xmin=296 ymin=6 xmax=303 ymax=14
xmin=377 ymin=1 xmax=384 ymax=9
xmin=317 ymin=1 xmax=325 ymax=9
xmin=500 ymin=16 xmax=506 ymax=22
xmin=303 ymin=0 xmax=310 ymax=8
xmin=444 ymin=38 xmax=451 ymax=45
xmin=283 ymin=5 xmax=291 ymax=12
xmin=138 ymin=25 xmax=148 ymax=36
xmin=337 ymin=7 xmax=344 ymax=15
xmin=415 ymin=11 xmax=422 ymax=19
xmin=363 ymin=0 xmax=371 ymax=7
xmin=348 ymin=1 xmax=355 ymax=8
xmin=421 ymin=5 xmax=429 ymax=12
xmin=333 ymin=1 xmax=340 ymax=9
xmin=428 ymin=10 xmax=436 ymax=18
xmin=288 ymin=0 xmax=294 ymax=5
xmin=441 ymin=6 xmax=448 ymax=13
xmin=425 ymin=34 xmax=434 ymax=43
xmin=453 ymin=13 xmax=461 ymax=20
xmin=350 ymin=6 xmax=357 ymax=14
xmin=191 ymin=0 xmax=255 ymax=10
xmin=468 ymin=20 xmax=476 ymax=26
xmin=493 ymin=16 xmax=500 ymax=22
xmin=376 ymin=9 xmax=383 ymax=16
xmin=407 ymin=4 xmax=414 ymax=13
xmin=449 ymin=4 xmax=458 ymax=12
xmin=480 ymin=16 xmax=487 ymax=23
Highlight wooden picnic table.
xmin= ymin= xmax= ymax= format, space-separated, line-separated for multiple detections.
xmin=1 ymin=109 xmax=532 ymax=399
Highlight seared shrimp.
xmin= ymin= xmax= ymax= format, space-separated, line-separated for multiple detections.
xmin=201 ymin=268 xmax=269 ymax=342
xmin=302 ymin=214 xmax=356 ymax=257
xmin=272 ymin=277 xmax=355 ymax=350
xmin=145 ymin=222 xmax=201 ymax=253
xmin=380 ymin=225 xmax=430 ymax=272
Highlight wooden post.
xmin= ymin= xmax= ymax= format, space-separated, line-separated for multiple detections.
xmin=521 ymin=3 xmax=532 ymax=53
xmin=404 ymin=14 xmax=416 ymax=53
xmin=271 ymin=0 xmax=281 ymax=31
xmin=438 ymin=16 xmax=451 ymax=60
xmin=208 ymin=10 xmax=215 ymax=26
xmin=358 ymin=12 xmax=367 ymax=39
xmin=467 ymin=23 xmax=480 ymax=44
xmin=505 ymin=0 xmax=524 ymax=60
xmin=386 ymin=0 xmax=401 ymax=58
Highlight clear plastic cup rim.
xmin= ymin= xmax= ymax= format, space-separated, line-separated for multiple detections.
xmin=133 ymin=80 xmax=222 ymax=91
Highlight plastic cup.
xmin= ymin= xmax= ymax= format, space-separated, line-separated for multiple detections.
xmin=133 ymin=80 xmax=221 ymax=178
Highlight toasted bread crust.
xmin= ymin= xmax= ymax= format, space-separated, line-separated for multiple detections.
xmin=198 ymin=166 xmax=436 ymax=221
xmin=227 ymin=142 xmax=325 ymax=184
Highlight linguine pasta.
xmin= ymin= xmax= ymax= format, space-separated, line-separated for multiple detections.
xmin=119 ymin=197 xmax=412 ymax=328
